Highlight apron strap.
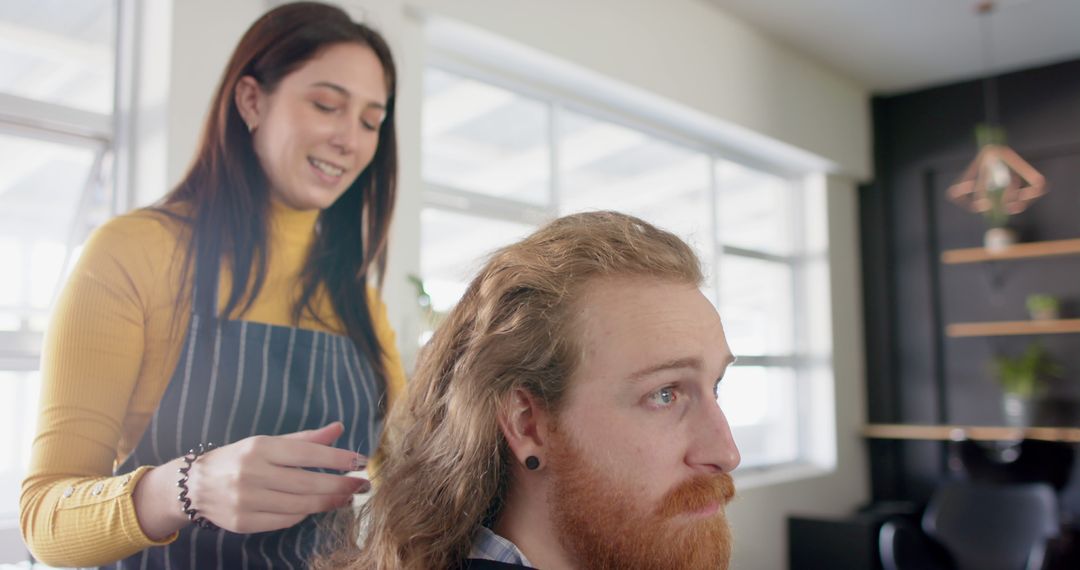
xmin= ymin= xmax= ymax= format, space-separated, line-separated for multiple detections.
xmin=191 ymin=239 xmax=221 ymax=320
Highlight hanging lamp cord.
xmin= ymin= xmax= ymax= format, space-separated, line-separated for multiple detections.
xmin=977 ymin=1 xmax=1000 ymax=128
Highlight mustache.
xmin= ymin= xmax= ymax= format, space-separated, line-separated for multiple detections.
xmin=656 ymin=473 xmax=736 ymax=518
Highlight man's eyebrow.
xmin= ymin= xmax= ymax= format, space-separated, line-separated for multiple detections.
xmin=310 ymin=81 xmax=387 ymax=109
xmin=628 ymin=357 xmax=703 ymax=383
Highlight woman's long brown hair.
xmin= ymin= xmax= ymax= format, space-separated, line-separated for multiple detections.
xmin=160 ymin=1 xmax=397 ymax=387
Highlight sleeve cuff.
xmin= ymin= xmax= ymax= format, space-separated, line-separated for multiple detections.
xmin=120 ymin=465 xmax=180 ymax=547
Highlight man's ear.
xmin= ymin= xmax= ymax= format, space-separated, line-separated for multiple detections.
xmin=497 ymin=387 xmax=552 ymax=470
xmin=234 ymin=75 xmax=264 ymax=133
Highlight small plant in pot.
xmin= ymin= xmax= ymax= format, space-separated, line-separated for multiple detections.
xmin=989 ymin=344 xmax=1062 ymax=427
xmin=977 ymin=125 xmax=1017 ymax=251
xmin=407 ymin=274 xmax=447 ymax=345
xmin=980 ymin=170 xmax=1017 ymax=252
xmin=1026 ymin=293 xmax=1060 ymax=321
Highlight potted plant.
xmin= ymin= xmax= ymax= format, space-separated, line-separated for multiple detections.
xmin=974 ymin=125 xmax=1019 ymax=252
xmin=1026 ymin=293 xmax=1060 ymax=321
xmin=407 ymin=274 xmax=447 ymax=344
xmin=989 ymin=344 xmax=1061 ymax=427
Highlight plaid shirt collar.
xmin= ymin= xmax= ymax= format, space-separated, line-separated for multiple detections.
xmin=468 ymin=526 xmax=533 ymax=567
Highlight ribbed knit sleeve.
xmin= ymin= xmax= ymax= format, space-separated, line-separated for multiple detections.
xmin=20 ymin=213 xmax=183 ymax=566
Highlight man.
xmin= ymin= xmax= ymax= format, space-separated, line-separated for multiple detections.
xmin=319 ymin=211 xmax=740 ymax=570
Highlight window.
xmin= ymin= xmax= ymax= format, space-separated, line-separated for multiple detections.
xmin=420 ymin=61 xmax=833 ymax=473
xmin=0 ymin=0 xmax=126 ymax=537
xmin=420 ymin=70 xmax=551 ymax=313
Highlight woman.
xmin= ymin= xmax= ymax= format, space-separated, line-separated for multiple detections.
xmin=19 ymin=3 xmax=404 ymax=568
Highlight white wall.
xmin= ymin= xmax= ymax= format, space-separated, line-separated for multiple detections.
xmin=723 ymin=175 xmax=868 ymax=570
xmin=405 ymin=0 xmax=871 ymax=179
xmin=154 ymin=1 xmax=871 ymax=568
xmin=165 ymin=0 xmax=267 ymax=188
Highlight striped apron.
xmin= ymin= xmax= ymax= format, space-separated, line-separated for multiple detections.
xmin=101 ymin=253 xmax=385 ymax=570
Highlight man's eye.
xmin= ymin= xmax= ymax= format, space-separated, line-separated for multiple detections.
xmin=647 ymin=387 xmax=678 ymax=407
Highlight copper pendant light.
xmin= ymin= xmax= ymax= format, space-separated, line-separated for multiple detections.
xmin=946 ymin=1 xmax=1046 ymax=237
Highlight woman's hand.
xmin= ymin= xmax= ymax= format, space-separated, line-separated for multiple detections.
xmin=133 ymin=422 xmax=367 ymax=539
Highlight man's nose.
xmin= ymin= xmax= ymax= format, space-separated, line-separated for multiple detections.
xmin=688 ymin=400 xmax=741 ymax=473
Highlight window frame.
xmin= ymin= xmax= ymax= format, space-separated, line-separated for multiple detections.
xmin=0 ymin=0 xmax=134 ymax=537
xmin=419 ymin=54 xmax=833 ymax=475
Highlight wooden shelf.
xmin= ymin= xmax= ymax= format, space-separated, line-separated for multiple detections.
xmin=945 ymin=319 xmax=1080 ymax=337
xmin=941 ymin=238 xmax=1080 ymax=264
xmin=863 ymin=423 xmax=1080 ymax=443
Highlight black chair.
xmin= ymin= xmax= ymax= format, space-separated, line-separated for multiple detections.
xmin=880 ymin=482 xmax=1060 ymax=570
xmin=879 ymin=516 xmax=952 ymax=570
xmin=876 ymin=481 xmax=1062 ymax=570
xmin=925 ymin=482 xmax=1059 ymax=570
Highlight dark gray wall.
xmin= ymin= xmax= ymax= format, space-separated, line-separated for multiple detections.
xmin=861 ymin=57 xmax=1080 ymax=506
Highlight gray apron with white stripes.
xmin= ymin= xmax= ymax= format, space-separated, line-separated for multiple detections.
xmin=100 ymin=253 xmax=385 ymax=569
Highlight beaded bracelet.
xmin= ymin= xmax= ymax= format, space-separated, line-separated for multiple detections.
xmin=177 ymin=442 xmax=217 ymax=529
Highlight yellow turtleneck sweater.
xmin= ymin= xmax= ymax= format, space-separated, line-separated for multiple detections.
xmin=20 ymin=202 xmax=406 ymax=567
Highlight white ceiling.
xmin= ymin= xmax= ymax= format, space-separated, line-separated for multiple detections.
xmin=707 ymin=0 xmax=1080 ymax=94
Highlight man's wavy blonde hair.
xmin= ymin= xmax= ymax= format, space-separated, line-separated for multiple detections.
xmin=313 ymin=211 xmax=703 ymax=570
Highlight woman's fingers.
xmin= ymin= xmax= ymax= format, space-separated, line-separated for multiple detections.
xmin=237 ymin=513 xmax=307 ymax=534
xmin=239 ymin=432 xmax=366 ymax=472
xmin=238 ymin=487 xmax=355 ymax=516
xmin=219 ymin=512 xmax=308 ymax=535
xmin=278 ymin=421 xmax=344 ymax=446
xmin=261 ymin=466 xmax=369 ymax=495
xmin=270 ymin=438 xmax=365 ymax=470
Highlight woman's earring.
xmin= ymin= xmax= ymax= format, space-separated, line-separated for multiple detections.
xmin=525 ymin=456 xmax=540 ymax=471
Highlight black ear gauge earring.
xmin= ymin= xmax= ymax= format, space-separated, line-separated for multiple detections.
xmin=525 ymin=456 xmax=541 ymax=470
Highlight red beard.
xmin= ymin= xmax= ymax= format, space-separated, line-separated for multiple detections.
xmin=547 ymin=429 xmax=735 ymax=569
